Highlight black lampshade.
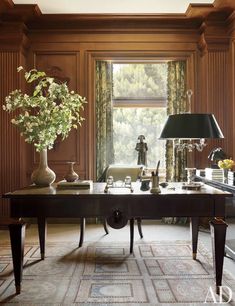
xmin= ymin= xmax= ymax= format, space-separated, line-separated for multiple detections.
xmin=159 ymin=113 xmax=224 ymax=139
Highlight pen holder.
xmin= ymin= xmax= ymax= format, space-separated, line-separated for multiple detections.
xmin=150 ymin=175 xmax=161 ymax=194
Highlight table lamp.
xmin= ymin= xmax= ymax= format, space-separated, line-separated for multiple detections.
xmin=159 ymin=113 xmax=224 ymax=188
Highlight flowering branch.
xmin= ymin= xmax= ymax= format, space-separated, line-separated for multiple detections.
xmin=3 ymin=66 xmax=87 ymax=151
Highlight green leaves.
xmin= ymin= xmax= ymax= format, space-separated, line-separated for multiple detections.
xmin=3 ymin=67 xmax=87 ymax=152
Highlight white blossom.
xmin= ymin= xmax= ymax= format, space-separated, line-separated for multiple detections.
xmin=17 ymin=66 xmax=23 ymax=72
xmin=3 ymin=67 xmax=87 ymax=152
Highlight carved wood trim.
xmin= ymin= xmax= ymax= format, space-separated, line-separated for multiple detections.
xmin=198 ymin=23 xmax=208 ymax=56
xmin=0 ymin=2 xmax=234 ymax=33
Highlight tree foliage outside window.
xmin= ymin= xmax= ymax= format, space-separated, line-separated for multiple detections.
xmin=113 ymin=63 xmax=167 ymax=99
xmin=112 ymin=63 xmax=167 ymax=168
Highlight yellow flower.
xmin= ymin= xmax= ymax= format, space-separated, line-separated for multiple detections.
xmin=218 ymin=159 xmax=235 ymax=169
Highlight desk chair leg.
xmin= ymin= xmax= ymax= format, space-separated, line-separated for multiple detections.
xmin=9 ymin=221 xmax=26 ymax=294
xmin=79 ymin=218 xmax=85 ymax=247
xmin=136 ymin=218 xmax=143 ymax=238
xmin=103 ymin=218 xmax=109 ymax=234
xmin=130 ymin=218 xmax=134 ymax=254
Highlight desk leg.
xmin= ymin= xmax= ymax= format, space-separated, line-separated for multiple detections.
xmin=9 ymin=221 xmax=26 ymax=294
xmin=130 ymin=218 xmax=134 ymax=254
xmin=37 ymin=217 xmax=47 ymax=260
xmin=210 ymin=218 xmax=227 ymax=294
xmin=190 ymin=217 xmax=199 ymax=260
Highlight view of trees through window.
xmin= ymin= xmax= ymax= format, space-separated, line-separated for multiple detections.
xmin=113 ymin=63 xmax=167 ymax=99
xmin=112 ymin=63 xmax=168 ymax=168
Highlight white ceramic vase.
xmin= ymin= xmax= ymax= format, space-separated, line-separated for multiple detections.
xmin=31 ymin=149 xmax=56 ymax=186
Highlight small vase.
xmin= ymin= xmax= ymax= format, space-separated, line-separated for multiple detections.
xmin=31 ymin=149 xmax=56 ymax=186
xmin=223 ymin=168 xmax=229 ymax=184
xmin=64 ymin=162 xmax=79 ymax=182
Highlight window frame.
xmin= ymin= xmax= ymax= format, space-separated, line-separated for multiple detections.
xmin=112 ymin=98 xmax=167 ymax=108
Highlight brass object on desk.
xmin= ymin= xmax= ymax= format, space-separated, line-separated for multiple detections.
xmin=150 ymin=161 xmax=161 ymax=194
xmin=150 ymin=175 xmax=161 ymax=194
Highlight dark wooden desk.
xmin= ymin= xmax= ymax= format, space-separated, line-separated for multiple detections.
xmin=3 ymin=182 xmax=231 ymax=293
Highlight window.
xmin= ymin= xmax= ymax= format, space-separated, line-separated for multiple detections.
xmin=112 ymin=63 xmax=168 ymax=168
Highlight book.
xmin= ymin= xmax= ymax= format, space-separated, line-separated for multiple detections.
xmin=57 ymin=180 xmax=92 ymax=189
xmin=205 ymin=168 xmax=224 ymax=182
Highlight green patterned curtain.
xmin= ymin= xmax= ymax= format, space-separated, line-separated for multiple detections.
xmin=163 ymin=61 xmax=187 ymax=225
xmin=96 ymin=61 xmax=114 ymax=180
xmin=165 ymin=61 xmax=187 ymax=182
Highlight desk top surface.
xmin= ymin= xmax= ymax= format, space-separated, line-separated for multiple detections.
xmin=3 ymin=182 xmax=232 ymax=198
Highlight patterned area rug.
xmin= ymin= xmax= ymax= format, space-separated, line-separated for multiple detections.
xmin=0 ymin=241 xmax=235 ymax=305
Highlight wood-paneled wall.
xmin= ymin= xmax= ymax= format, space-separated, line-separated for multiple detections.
xmin=0 ymin=51 xmax=26 ymax=215
xmin=194 ymin=50 xmax=229 ymax=169
xmin=1 ymin=0 xmax=235 ymax=216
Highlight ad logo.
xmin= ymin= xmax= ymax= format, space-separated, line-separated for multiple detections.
xmin=204 ymin=286 xmax=233 ymax=304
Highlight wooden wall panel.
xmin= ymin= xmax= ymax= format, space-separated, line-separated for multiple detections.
xmin=195 ymin=50 xmax=229 ymax=169
xmin=0 ymin=52 xmax=25 ymax=216
xmin=207 ymin=51 xmax=229 ymax=153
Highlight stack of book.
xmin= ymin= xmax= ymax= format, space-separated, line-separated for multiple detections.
xmin=57 ymin=180 xmax=92 ymax=189
xmin=228 ymin=171 xmax=235 ymax=186
xmin=205 ymin=168 xmax=224 ymax=182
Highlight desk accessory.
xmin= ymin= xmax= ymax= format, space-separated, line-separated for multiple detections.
xmin=150 ymin=160 xmax=161 ymax=194
xmin=57 ymin=180 xmax=92 ymax=189
xmin=140 ymin=179 xmax=150 ymax=191
xmin=104 ymin=176 xmax=134 ymax=193
xmin=64 ymin=162 xmax=79 ymax=182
